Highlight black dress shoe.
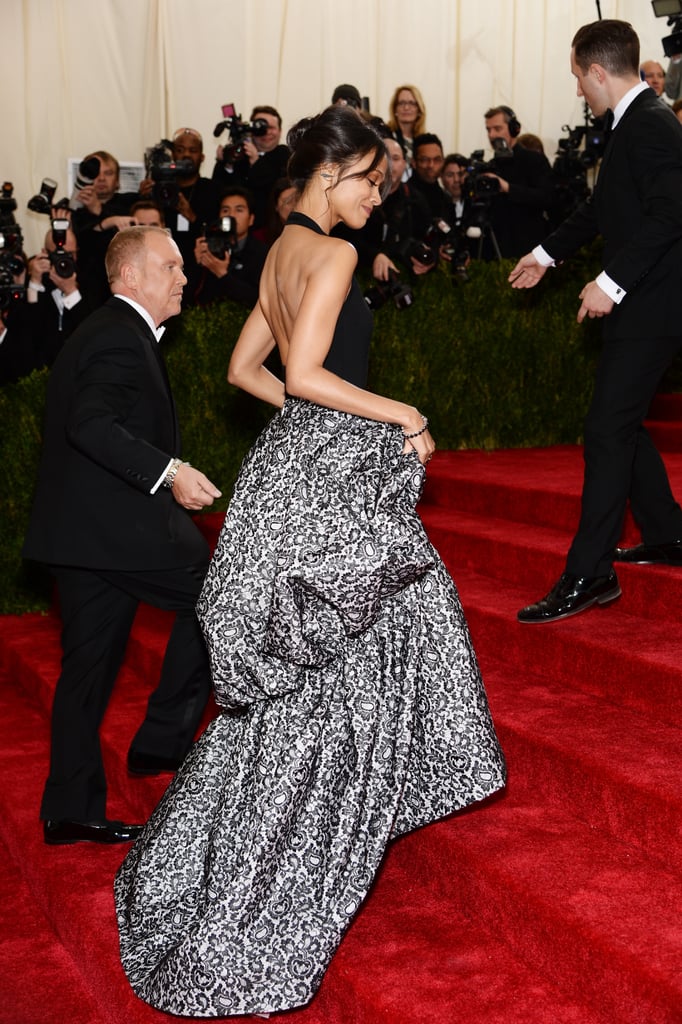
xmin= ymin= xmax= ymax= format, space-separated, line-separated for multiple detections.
xmin=127 ymin=749 xmax=184 ymax=776
xmin=613 ymin=540 xmax=682 ymax=564
xmin=517 ymin=570 xmax=621 ymax=624
xmin=44 ymin=818 xmax=143 ymax=845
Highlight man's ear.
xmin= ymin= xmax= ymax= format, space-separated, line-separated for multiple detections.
xmin=120 ymin=261 xmax=138 ymax=290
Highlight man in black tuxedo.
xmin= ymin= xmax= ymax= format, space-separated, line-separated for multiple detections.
xmin=23 ymin=226 xmax=222 ymax=842
xmin=509 ymin=19 xmax=682 ymax=624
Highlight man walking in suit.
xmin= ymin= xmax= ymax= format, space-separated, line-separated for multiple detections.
xmin=508 ymin=19 xmax=682 ymax=624
xmin=23 ymin=226 xmax=221 ymax=842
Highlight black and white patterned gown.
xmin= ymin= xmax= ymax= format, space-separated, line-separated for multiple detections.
xmin=114 ymin=212 xmax=506 ymax=1018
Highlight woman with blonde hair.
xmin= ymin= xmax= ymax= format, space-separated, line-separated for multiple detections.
xmin=387 ymin=83 xmax=427 ymax=163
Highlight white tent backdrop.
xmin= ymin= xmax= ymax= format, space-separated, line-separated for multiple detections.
xmin=2 ymin=0 xmax=671 ymax=254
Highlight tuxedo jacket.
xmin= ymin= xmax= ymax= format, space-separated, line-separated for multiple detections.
xmin=23 ymin=297 xmax=208 ymax=571
xmin=488 ymin=143 xmax=555 ymax=257
xmin=542 ymin=89 xmax=682 ymax=340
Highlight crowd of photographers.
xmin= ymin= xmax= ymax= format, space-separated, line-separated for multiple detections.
xmin=2 ymin=68 xmax=680 ymax=385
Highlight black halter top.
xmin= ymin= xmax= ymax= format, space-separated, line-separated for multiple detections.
xmin=286 ymin=211 xmax=372 ymax=389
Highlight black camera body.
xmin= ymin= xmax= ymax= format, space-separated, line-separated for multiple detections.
xmin=204 ymin=216 xmax=239 ymax=260
xmin=213 ymin=109 xmax=269 ymax=165
xmin=145 ymin=141 xmax=195 ymax=209
xmin=0 ymin=186 xmax=26 ymax=311
xmin=364 ymin=270 xmax=414 ymax=312
xmin=48 ymin=218 xmax=76 ymax=279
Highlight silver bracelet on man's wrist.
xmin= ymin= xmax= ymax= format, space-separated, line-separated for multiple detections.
xmin=163 ymin=458 xmax=189 ymax=489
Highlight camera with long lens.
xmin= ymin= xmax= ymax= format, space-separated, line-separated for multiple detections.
xmin=204 ymin=216 xmax=239 ymax=260
xmin=144 ymin=140 xmax=195 ymax=209
xmin=68 ymin=155 xmax=101 ymax=211
xmin=213 ymin=104 xmax=269 ymax=165
xmin=48 ymin=218 xmax=76 ymax=279
xmin=652 ymin=0 xmax=682 ymax=57
xmin=363 ymin=269 xmax=414 ymax=312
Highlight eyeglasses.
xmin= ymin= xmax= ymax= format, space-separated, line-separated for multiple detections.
xmin=396 ymin=100 xmax=418 ymax=108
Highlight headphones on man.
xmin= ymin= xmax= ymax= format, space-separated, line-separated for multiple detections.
xmin=499 ymin=105 xmax=521 ymax=138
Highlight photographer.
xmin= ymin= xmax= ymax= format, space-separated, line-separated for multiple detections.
xmin=71 ymin=150 xmax=140 ymax=304
xmin=24 ymin=221 xmax=95 ymax=366
xmin=71 ymin=151 xmax=139 ymax=233
xmin=479 ymin=106 xmax=555 ymax=259
xmin=140 ymin=128 xmax=219 ymax=270
xmin=192 ymin=187 xmax=267 ymax=308
xmin=0 ymin=247 xmax=36 ymax=386
xmin=408 ymin=133 xmax=450 ymax=220
xmin=212 ymin=107 xmax=290 ymax=233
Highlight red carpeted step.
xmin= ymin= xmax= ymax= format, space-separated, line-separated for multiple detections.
xmin=452 ymin=567 xmax=682 ymax=726
xmin=480 ymin=658 xmax=682 ymax=866
xmin=421 ymin=447 xmax=682 ymax=546
xmin=0 ymin=833 xmax=103 ymax=1024
xmin=421 ymin=505 xmax=682 ymax=625
xmin=396 ymin=795 xmax=682 ymax=1024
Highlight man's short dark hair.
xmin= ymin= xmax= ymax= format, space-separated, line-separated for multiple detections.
xmin=413 ymin=133 xmax=443 ymax=157
xmin=250 ymin=105 xmax=282 ymax=130
xmin=572 ymin=19 xmax=640 ymax=76
xmin=443 ymin=152 xmax=468 ymax=170
xmin=219 ymin=186 xmax=256 ymax=214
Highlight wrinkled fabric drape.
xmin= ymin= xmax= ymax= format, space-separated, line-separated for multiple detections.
xmin=3 ymin=0 xmax=667 ymax=254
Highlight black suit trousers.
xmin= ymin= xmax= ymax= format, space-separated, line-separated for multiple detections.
xmin=41 ymin=561 xmax=211 ymax=822
xmin=566 ymin=332 xmax=682 ymax=577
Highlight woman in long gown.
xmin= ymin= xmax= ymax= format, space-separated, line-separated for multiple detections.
xmin=115 ymin=106 xmax=506 ymax=1018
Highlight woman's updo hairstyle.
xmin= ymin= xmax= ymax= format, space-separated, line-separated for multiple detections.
xmin=287 ymin=105 xmax=390 ymax=200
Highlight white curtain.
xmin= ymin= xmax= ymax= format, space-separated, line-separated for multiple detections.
xmin=3 ymin=0 xmax=669 ymax=254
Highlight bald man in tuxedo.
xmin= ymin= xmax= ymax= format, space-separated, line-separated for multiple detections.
xmin=24 ymin=226 xmax=221 ymax=843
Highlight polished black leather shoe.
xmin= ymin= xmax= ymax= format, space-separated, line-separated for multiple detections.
xmin=127 ymin=749 xmax=184 ymax=776
xmin=517 ymin=570 xmax=621 ymax=624
xmin=44 ymin=818 xmax=143 ymax=845
xmin=613 ymin=540 xmax=682 ymax=565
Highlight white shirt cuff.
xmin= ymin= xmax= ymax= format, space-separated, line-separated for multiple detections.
xmin=596 ymin=271 xmax=626 ymax=304
xmin=532 ymin=245 xmax=555 ymax=267
xmin=151 ymin=458 xmax=174 ymax=494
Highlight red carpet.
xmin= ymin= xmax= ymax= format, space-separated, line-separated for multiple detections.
xmin=1 ymin=395 xmax=682 ymax=1023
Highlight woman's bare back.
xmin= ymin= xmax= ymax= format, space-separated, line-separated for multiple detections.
xmin=259 ymin=220 xmax=355 ymax=369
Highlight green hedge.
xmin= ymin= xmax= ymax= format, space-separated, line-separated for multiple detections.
xmin=2 ymin=248 xmax=679 ymax=613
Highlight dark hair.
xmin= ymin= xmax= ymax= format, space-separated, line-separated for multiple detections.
xmin=251 ymin=105 xmax=282 ymax=129
xmin=443 ymin=152 xmax=468 ymax=170
xmin=332 ymin=84 xmax=362 ymax=108
xmin=572 ymin=20 xmax=639 ymax=76
xmin=218 ymin=185 xmax=256 ymax=214
xmin=287 ymin=106 xmax=390 ymax=199
xmin=413 ymin=133 xmax=443 ymax=157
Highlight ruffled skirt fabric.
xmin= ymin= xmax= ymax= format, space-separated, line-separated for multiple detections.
xmin=114 ymin=399 xmax=506 ymax=1018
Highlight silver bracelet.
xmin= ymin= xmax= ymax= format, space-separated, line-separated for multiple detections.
xmin=163 ymin=458 xmax=189 ymax=489
xmin=403 ymin=415 xmax=428 ymax=440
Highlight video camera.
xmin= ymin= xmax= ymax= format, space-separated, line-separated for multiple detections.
xmin=213 ymin=103 xmax=269 ymax=165
xmin=364 ymin=270 xmax=414 ymax=312
xmin=203 ymin=216 xmax=239 ymax=260
xmin=0 ymin=183 xmax=26 ymax=311
xmin=145 ymin=141 xmax=195 ymax=209
xmin=652 ymin=0 xmax=682 ymax=58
